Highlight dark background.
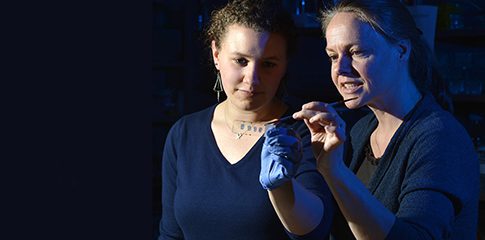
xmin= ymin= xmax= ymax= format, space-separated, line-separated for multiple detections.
xmin=153 ymin=0 xmax=485 ymax=239
xmin=5 ymin=0 xmax=151 ymax=239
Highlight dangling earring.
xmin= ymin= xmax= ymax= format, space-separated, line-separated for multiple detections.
xmin=213 ymin=72 xmax=224 ymax=102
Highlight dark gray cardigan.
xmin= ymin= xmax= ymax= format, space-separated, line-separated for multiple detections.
xmin=330 ymin=94 xmax=479 ymax=239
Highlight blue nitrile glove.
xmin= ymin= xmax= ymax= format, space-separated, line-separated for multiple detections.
xmin=259 ymin=125 xmax=303 ymax=190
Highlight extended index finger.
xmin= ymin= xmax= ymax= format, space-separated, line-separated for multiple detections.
xmin=293 ymin=101 xmax=339 ymax=121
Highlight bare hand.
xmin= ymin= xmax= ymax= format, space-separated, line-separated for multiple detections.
xmin=292 ymin=101 xmax=346 ymax=163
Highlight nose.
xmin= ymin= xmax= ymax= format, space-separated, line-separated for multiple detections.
xmin=244 ymin=64 xmax=261 ymax=85
xmin=334 ymin=55 xmax=352 ymax=76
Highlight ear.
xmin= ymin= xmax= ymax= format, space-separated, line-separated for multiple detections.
xmin=211 ymin=40 xmax=220 ymax=71
xmin=396 ymin=39 xmax=411 ymax=62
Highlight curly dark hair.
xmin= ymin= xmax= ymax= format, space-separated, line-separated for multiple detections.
xmin=205 ymin=0 xmax=296 ymax=56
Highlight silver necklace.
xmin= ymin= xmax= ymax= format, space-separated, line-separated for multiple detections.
xmin=223 ymin=105 xmax=248 ymax=139
xmin=372 ymin=129 xmax=382 ymax=157
xmin=223 ymin=105 xmax=267 ymax=140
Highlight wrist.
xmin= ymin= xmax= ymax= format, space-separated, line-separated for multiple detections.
xmin=267 ymin=179 xmax=293 ymax=193
xmin=318 ymin=158 xmax=345 ymax=177
xmin=317 ymin=145 xmax=345 ymax=176
xmin=260 ymin=171 xmax=294 ymax=190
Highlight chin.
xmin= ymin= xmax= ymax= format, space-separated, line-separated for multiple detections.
xmin=342 ymin=98 xmax=362 ymax=109
xmin=237 ymin=100 xmax=260 ymax=111
xmin=345 ymin=103 xmax=360 ymax=109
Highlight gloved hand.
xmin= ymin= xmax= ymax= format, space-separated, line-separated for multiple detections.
xmin=259 ymin=125 xmax=303 ymax=190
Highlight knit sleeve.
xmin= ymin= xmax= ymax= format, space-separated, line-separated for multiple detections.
xmin=387 ymin=114 xmax=479 ymax=239
xmin=158 ymin=121 xmax=184 ymax=240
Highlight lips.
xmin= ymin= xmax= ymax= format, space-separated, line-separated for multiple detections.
xmin=343 ymin=82 xmax=360 ymax=90
xmin=238 ymin=89 xmax=257 ymax=97
xmin=340 ymin=81 xmax=363 ymax=94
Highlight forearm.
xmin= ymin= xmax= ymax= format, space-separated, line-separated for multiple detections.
xmin=319 ymin=161 xmax=395 ymax=240
xmin=268 ymin=179 xmax=324 ymax=235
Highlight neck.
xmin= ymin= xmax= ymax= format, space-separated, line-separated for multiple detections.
xmin=220 ymin=99 xmax=287 ymax=139
xmin=369 ymin=84 xmax=421 ymax=145
xmin=369 ymin=76 xmax=421 ymax=124
xmin=222 ymin=99 xmax=286 ymax=124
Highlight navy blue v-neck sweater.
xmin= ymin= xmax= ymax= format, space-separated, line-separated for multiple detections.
xmin=159 ymin=105 xmax=335 ymax=240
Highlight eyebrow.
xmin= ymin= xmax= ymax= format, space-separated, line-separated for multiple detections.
xmin=262 ymin=56 xmax=281 ymax=61
xmin=231 ymin=51 xmax=252 ymax=58
xmin=231 ymin=51 xmax=281 ymax=61
xmin=325 ymin=42 xmax=360 ymax=52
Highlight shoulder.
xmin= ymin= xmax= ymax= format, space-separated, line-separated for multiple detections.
xmin=163 ymin=105 xmax=216 ymax=161
xmin=400 ymin=95 xmax=477 ymax=184
xmin=389 ymin=94 xmax=475 ymax=160
xmin=177 ymin=105 xmax=216 ymax=125
xmin=166 ymin=105 xmax=216 ymax=139
xmin=399 ymin=96 xmax=479 ymax=208
xmin=407 ymin=96 xmax=471 ymax=146
xmin=407 ymin=109 xmax=476 ymax=171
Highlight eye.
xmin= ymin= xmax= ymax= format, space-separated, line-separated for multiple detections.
xmin=234 ymin=58 xmax=248 ymax=66
xmin=327 ymin=54 xmax=338 ymax=63
xmin=262 ymin=61 xmax=276 ymax=68
xmin=350 ymin=49 xmax=366 ymax=57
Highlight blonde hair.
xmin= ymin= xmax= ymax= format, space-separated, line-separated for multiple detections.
xmin=321 ymin=0 xmax=434 ymax=92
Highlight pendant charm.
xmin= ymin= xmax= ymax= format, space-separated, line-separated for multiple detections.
xmin=235 ymin=133 xmax=243 ymax=139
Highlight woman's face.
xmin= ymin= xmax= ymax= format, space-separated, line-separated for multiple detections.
xmin=211 ymin=24 xmax=288 ymax=111
xmin=325 ymin=12 xmax=404 ymax=109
